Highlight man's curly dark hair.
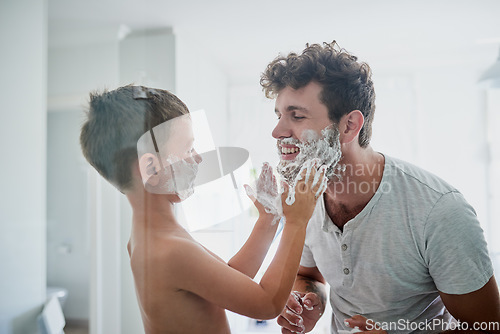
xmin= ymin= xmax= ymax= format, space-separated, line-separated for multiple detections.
xmin=260 ymin=41 xmax=376 ymax=148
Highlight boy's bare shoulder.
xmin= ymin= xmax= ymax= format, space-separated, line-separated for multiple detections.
xmin=130 ymin=232 xmax=207 ymax=269
xmin=161 ymin=234 xmax=206 ymax=259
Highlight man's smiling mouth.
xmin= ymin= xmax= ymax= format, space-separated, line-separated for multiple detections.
xmin=280 ymin=145 xmax=300 ymax=154
xmin=278 ymin=143 xmax=301 ymax=160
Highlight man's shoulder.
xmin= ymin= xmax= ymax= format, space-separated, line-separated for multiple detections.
xmin=383 ymin=155 xmax=458 ymax=196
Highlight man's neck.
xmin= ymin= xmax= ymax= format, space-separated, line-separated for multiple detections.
xmin=324 ymin=147 xmax=385 ymax=229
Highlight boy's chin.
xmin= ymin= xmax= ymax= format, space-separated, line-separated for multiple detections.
xmin=168 ymin=189 xmax=194 ymax=203
xmin=142 ymin=186 xmax=194 ymax=203
xmin=165 ymin=194 xmax=182 ymax=203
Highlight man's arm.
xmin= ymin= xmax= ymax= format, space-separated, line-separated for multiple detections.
xmin=421 ymin=192 xmax=500 ymax=333
xmin=294 ymin=266 xmax=328 ymax=313
xmin=345 ymin=276 xmax=500 ymax=334
xmin=438 ymin=275 xmax=500 ymax=334
xmin=277 ymin=265 xmax=328 ymax=333
xmin=344 ymin=277 xmax=500 ymax=334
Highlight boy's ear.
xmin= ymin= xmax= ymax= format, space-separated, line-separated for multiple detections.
xmin=339 ymin=110 xmax=364 ymax=145
xmin=138 ymin=153 xmax=161 ymax=186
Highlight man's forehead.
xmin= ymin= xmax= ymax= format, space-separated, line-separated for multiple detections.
xmin=275 ymin=84 xmax=323 ymax=109
xmin=275 ymin=91 xmax=311 ymax=113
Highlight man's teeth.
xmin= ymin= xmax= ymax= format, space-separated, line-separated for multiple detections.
xmin=281 ymin=147 xmax=299 ymax=154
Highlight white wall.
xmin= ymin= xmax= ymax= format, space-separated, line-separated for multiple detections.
xmin=175 ymin=28 xmax=229 ymax=147
xmin=486 ymin=90 xmax=500 ymax=269
xmin=119 ymin=28 xmax=176 ymax=90
xmin=370 ymin=66 xmax=489 ymax=230
xmin=48 ymin=42 xmax=119 ymax=99
xmin=228 ymin=83 xmax=278 ymax=169
xmin=47 ymin=111 xmax=91 ymax=319
xmin=0 ymin=1 xmax=47 ymax=333
xmin=47 ymin=34 xmax=120 ymax=326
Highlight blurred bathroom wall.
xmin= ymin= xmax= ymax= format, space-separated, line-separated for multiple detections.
xmin=0 ymin=1 xmax=47 ymax=333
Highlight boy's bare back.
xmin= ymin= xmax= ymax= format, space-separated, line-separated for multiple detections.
xmin=128 ymin=222 xmax=231 ymax=334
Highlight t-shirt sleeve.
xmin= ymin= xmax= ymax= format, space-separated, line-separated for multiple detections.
xmin=300 ymin=242 xmax=317 ymax=268
xmin=424 ymin=191 xmax=493 ymax=294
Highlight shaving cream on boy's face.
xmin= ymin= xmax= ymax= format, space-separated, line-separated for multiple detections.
xmin=142 ymin=155 xmax=199 ymax=200
xmin=137 ymin=115 xmax=201 ymax=201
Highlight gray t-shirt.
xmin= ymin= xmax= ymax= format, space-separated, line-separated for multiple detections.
xmin=300 ymin=155 xmax=493 ymax=334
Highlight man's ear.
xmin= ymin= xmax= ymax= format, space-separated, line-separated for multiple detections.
xmin=138 ymin=153 xmax=161 ymax=186
xmin=339 ymin=110 xmax=364 ymax=145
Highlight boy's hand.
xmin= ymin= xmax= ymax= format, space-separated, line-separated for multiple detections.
xmin=245 ymin=184 xmax=275 ymax=220
xmin=245 ymin=162 xmax=279 ymax=221
xmin=282 ymin=162 xmax=327 ymax=225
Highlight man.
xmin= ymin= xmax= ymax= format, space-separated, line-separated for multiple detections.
xmin=260 ymin=42 xmax=500 ymax=333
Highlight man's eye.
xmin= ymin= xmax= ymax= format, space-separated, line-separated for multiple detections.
xmin=293 ymin=116 xmax=305 ymax=120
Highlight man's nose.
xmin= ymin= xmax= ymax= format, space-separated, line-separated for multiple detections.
xmin=272 ymin=117 xmax=293 ymax=139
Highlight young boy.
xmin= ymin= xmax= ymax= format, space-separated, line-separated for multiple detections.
xmin=80 ymin=85 xmax=326 ymax=333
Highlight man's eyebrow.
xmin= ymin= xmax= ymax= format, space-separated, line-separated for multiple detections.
xmin=275 ymin=105 xmax=309 ymax=114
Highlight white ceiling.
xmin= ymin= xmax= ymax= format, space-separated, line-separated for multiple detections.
xmin=48 ymin=0 xmax=500 ymax=84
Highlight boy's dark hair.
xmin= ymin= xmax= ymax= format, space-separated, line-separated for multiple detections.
xmin=260 ymin=41 xmax=376 ymax=148
xmin=80 ymin=85 xmax=189 ymax=192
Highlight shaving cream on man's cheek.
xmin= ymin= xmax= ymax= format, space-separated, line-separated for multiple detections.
xmin=277 ymin=125 xmax=344 ymax=205
xmin=247 ymin=125 xmax=344 ymax=221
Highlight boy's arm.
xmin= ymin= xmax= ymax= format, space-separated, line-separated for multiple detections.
xmin=171 ymin=166 xmax=327 ymax=319
xmin=227 ymin=185 xmax=279 ymax=278
xmin=227 ymin=214 xmax=278 ymax=278
xmin=170 ymin=218 xmax=306 ymax=319
xmin=227 ymin=163 xmax=280 ymax=278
